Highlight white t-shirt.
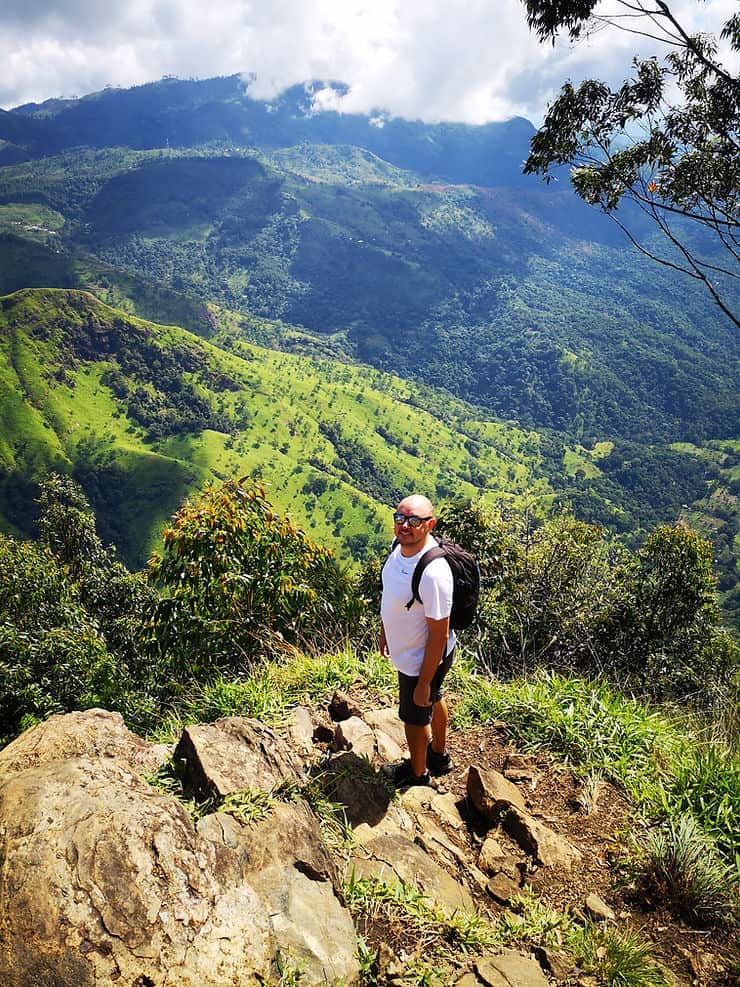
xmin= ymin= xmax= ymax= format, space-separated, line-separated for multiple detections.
xmin=380 ymin=540 xmax=456 ymax=676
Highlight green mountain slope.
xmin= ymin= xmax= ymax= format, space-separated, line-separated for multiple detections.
xmin=0 ymin=287 xmax=561 ymax=566
xmin=0 ymin=144 xmax=736 ymax=444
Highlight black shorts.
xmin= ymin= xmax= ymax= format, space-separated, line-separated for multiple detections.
xmin=397 ymin=650 xmax=454 ymax=726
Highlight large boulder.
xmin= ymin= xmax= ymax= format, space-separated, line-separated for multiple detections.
xmin=0 ymin=710 xmax=360 ymax=987
xmin=0 ymin=755 xmax=272 ymax=986
xmin=0 ymin=707 xmax=168 ymax=781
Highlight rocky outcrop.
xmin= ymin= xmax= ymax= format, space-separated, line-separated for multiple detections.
xmin=0 ymin=697 xmax=627 ymax=987
xmin=0 ymin=710 xmax=359 ymax=987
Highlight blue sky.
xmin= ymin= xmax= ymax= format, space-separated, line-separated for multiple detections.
xmin=1 ymin=0 xmax=736 ymax=124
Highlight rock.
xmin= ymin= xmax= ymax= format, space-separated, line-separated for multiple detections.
xmin=584 ymin=892 xmax=616 ymax=921
xmin=478 ymin=835 xmax=506 ymax=873
xmin=374 ymin=728 xmax=405 ymax=763
xmin=365 ymin=707 xmax=407 ymax=749
xmin=333 ymin=716 xmax=376 ymax=758
xmin=502 ymin=806 xmax=582 ymax=871
xmin=0 ymin=755 xmax=273 ymax=986
xmin=415 ymin=811 xmax=469 ymax=866
xmin=348 ymin=832 xmax=475 ymax=918
xmin=430 ymin=791 xmax=466 ymax=830
xmin=502 ymin=754 xmax=538 ymax=784
xmin=475 ymin=950 xmax=550 ymax=987
xmin=286 ymin=705 xmax=316 ymax=755
xmin=0 ymin=708 xmax=168 ymax=781
xmin=533 ymin=945 xmax=574 ymax=981
xmin=466 ymin=766 xmax=527 ymax=823
xmin=175 ymin=716 xmax=306 ymax=798
xmin=313 ymin=718 xmax=336 ymax=744
xmin=352 ymin=805 xmax=415 ymax=845
xmin=455 ymin=974 xmax=480 ymax=987
xmin=325 ymin=751 xmax=393 ymax=827
xmin=0 ymin=712 xmax=362 ymax=986
xmin=329 ymin=689 xmax=362 ymax=721
xmin=486 ymin=870 xmax=523 ymax=904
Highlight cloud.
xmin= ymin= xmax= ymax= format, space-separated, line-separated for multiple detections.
xmin=0 ymin=0 xmax=734 ymax=124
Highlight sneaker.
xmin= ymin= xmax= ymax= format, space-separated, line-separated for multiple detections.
xmin=392 ymin=759 xmax=431 ymax=789
xmin=427 ymin=744 xmax=451 ymax=775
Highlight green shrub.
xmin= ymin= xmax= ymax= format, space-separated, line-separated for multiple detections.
xmin=668 ymin=745 xmax=740 ymax=863
xmin=146 ymin=478 xmax=361 ymax=675
xmin=636 ymin=814 xmax=739 ymax=927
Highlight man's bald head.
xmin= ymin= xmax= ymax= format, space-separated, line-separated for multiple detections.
xmin=396 ymin=494 xmax=435 ymax=518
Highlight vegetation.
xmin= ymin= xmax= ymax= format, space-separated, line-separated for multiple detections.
xmin=522 ymin=0 xmax=740 ymax=327
xmin=146 ymin=478 xmax=358 ymax=673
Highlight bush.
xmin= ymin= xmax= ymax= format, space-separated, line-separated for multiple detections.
xmin=636 ymin=814 xmax=739 ymax=927
xmin=146 ymin=478 xmax=361 ymax=674
xmin=430 ymin=500 xmax=738 ymax=707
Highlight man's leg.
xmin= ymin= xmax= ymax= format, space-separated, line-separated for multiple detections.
xmin=405 ymin=722 xmax=431 ymax=777
xmin=430 ymin=696 xmax=448 ymax=755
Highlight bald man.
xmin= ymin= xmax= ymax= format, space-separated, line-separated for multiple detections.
xmin=380 ymin=494 xmax=455 ymax=787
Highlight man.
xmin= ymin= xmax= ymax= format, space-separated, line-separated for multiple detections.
xmin=380 ymin=494 xmax=455 ymax=787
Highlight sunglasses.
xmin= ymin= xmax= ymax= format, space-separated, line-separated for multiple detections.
xmin=393 ymin=513 xmax=433 ymax=528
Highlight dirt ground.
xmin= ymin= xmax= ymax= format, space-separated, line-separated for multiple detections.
xmin=435 ymin=722 xmax=738 ymax=987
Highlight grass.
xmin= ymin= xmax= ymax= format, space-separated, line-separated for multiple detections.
xmin=634 ymin=814 xmax=739 ymax=927
xmin=174 ymin=643 xmax=396 ymax=730
xmin=345 ymin=877 xmax=669 ymax=987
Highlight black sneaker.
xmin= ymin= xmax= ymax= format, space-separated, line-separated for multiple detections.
xmin=427 ymin=744 xmax=451 ymax=775
xmin=392 ymin=760 xmax=431 ymax=789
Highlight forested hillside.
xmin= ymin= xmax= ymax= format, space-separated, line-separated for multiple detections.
xmin=0 ymin=74 xmax=737 ymax=618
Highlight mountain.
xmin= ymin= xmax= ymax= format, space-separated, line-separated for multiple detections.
xmin=0 ymin=141 xmax=735 ymax=442
xmin=6 ymin=75 xmax=535 ymax=188
xmin=0 ymin=287 xmax=560 ymax=566
xmin=0 ymin=74 xmax=737 ymax=616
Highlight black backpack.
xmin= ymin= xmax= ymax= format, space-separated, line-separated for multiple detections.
xmin=395 ymin=535 xmax=481 ymax=630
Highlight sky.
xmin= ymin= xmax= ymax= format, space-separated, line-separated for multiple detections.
xmin=1 ymin=0 xmax=736 ymax=124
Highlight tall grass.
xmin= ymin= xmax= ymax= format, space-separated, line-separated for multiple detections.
xmin=452 ymin=668 xmax=739 ymax=881
xmin=167 ymin=642 xmax=396 ymax=733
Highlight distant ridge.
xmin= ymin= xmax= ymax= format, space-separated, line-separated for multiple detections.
xmin=6 ymin=74 xmax=535 ymax=187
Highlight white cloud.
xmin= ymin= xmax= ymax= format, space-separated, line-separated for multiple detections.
xmin=0 ymin=0 xmax=734 ymax=123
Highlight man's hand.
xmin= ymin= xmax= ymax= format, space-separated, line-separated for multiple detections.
xmin=413 ymin=679 xmax=432 ymax=707
xmin=379 ymin=624 xmax=390 ymax=659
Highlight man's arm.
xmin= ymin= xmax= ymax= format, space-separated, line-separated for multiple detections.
xmin=413 ymin=615 xmax=449 ymax=708
xmin=379 ymin=620 xmax=390 ymax=659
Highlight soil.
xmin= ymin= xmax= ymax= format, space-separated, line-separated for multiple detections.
xmin=339 ymin=688 xmax=738 ymax=987
xmin=439 ymin=722 xmax=738 ymax=987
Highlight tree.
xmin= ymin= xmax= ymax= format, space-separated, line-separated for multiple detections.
xmin=522 ymin=0 xmax=739 ymax=327
xmin=146 ymin=478 xmax=359 ymax=674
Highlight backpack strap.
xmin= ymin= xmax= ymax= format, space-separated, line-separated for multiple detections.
xmin=406 ymin=543 xmax=446 ymax=611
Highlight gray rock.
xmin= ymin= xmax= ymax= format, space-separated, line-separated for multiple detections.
xmin=0 ymin=755 xmax=273 ymax=986
xmin=286 ymin=706 xmax=316 ymax=756
xmin=374 ymin=728 xmax=405 ymax=763
xmin=502 ymin=806 xmax=582 ymax=871
xmin=175 ymin=716 xmax=306 ymax=798
xmin=475 ymin=949 xmax=550 ymax=987
xmin=181 ymin=784 xmax=360 ymax=986
xmin=365 ymin=707 xmax=407 ymax=749
xmin=466 ymin=766 xmax=527 ymax=823
xmin=333 ymin=716 xmax=376 ymax=758
xmin=502 ymin=754 xmax=538 ymax=784
xmin=348 ymin=832 xmax=474 ymax=918
xmin=352 ymin=805 xmax=415 ymax=845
